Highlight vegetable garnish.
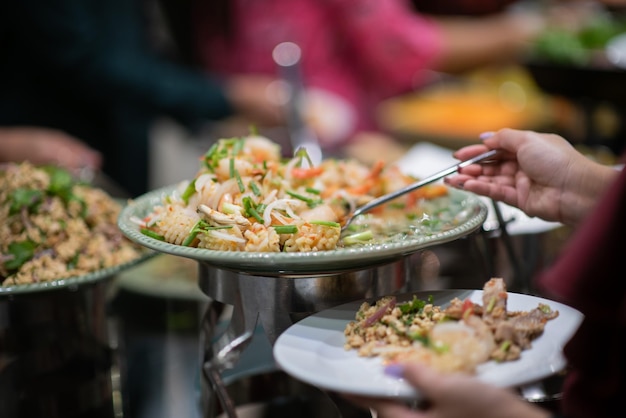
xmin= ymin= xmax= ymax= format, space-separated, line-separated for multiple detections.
xmin=342 ymin=230 xmax=374 ymax=245
xmin=4 ymin=240 xmax=37 ymax=272
xmin=273 ymin=225 xmax=298 ymax=234
xmin=310 ymin=220 xmax=340 ymax=228
xmin=181 ymin=179 xmax=197 ymax=204
xmin=285 ymin=190 xmax=322 ymax=207
xmin=242 ymin=197 xmax=264 ymax=223
xmin=141 ymin=228 xmax=166 ymax=241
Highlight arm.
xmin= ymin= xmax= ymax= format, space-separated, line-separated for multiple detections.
xmin=324 ymin=0 xmax=545 ymax=97
xmin=445 ymin=128 xmax=619 ymax=226
xmin=7 ymin=1 xmax=282 ymax=129
xmin=0 ymin=127 xmax=102 ymax=173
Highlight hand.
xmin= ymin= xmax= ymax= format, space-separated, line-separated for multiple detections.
xmin=444 ymin=128 xmax=618 ymax=226
xmin=345 ymin=362 xmax=550 ymax=418
xmin=224 ymin=75 xmax=287 ymax=127
xmin=0 ymin=127 xmax=102 ymax=173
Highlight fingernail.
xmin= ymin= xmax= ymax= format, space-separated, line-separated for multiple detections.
xmin=444 ymin=178 xmax=464 ymax=189
xmin=384 ymin=363 xmax=405 ymax=378
xmin=479 ymin=131 xmax=494 ymax=140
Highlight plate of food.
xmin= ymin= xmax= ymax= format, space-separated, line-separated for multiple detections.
xmin=273 ymin=278 xmax=583 ymax=399
xmin=118 ymin=134 xmax=488 ymax=276
xmin=0 ymin=162 xmax=152 ymax=296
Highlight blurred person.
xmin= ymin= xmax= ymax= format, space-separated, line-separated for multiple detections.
xmin=345 ymin=128 xmax=625 ymax=418
xmin=1 ymin=0 xmax=284 ymax=197
xmin=188 ymin=0 xmax=549 ymax=151
xmin=0 ymin=126 xmax=102 ymax=174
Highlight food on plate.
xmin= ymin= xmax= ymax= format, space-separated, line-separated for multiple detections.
xmin=0 ymin=162 xmax=145 ymax=287
xmin=135 ymin=134 xmax=471 ymax=252
xmin=343 ymin=278 xmax=559 ymax=374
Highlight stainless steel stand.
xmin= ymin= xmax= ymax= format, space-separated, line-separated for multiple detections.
xmin=198 ymin=257 xmax=417 ymax=418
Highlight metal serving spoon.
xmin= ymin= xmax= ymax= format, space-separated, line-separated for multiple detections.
xmin=341 ymin=149 xmax=500 ymax=232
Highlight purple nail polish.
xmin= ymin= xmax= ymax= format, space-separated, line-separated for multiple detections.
xmin=384 ymin=364 xmax=405 ymax=378
xmin=479 ymin=131 xmax=494 ymax=140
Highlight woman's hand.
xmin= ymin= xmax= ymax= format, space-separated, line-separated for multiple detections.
xmin=444 ymin=128 xmax=618 ymax=226
xmin=345 ymin=362 xmax=550 ymax=418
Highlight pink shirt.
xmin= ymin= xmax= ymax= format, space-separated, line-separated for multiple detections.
xmin=194 ymin=0 xmax=443 ymax=142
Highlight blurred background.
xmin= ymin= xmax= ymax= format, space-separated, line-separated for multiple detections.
xmin=2 ymin=0 xmax=626 ymax=417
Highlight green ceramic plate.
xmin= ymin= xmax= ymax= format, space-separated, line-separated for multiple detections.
xmin=118 ymin=184 xmax=487 ymax=276
xmin=0 ymin=250 xmax=154 ymax=296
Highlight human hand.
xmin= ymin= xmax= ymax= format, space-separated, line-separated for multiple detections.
xmin=225 ymin=75 xmax=287 ymax=127
xmin=444 ymin=128 xmax=618 ymax=226
xmin=0 ymin=127 xmax=102 ymax=174
xmin=345 ymin=362 xmax=550 ymax=418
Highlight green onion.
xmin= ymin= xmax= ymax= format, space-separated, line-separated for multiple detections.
xmin=141 ymin=228 xmax=165 ymax=241
xmin=241 ymin=196 xmax=264 ymax=223
xmin=310 ymin=220 xmax=340 ymax=228
xmin=285 ymin=190 xmax=321 ymax=207
xmin=295 ymin=147 xmax=314 ymax=168
xmin=305 ymin=187 xmax=321 ymax=195
xmin=486 ymin=296 xmax=497 ymax=313
xmin=181 ymin=179 xmax=197 ymax=204
xmin=249 ymin=181 xmax=261 ymax=196
xmin=342 ymin=230 xmax=374 ymax=245
xmin=248 ymin=206 xmax=264 ymax=224
xmin=273 ymin=225 xmax=298 ymax=234
xmin=232 ymin=138 xmax=244 ymax=155
xmin=229 ymin=160 xmax=245 ymax=193
xmin=203 ymin=143 xmax=218 ymax=170
xmin=229 ymin=157 xmax=235 ymax=178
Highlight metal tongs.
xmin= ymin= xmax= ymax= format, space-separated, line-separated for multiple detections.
xmin=341 ymin=149 xmax=501 ymax=231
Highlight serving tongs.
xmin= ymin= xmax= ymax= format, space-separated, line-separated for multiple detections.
xmin=341 ymin=149 xmax=501 ymax=232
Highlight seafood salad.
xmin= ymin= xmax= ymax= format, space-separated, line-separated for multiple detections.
xmin=0 ymin=162 xmax=144 ymax=286
xmin=135 ymin=134 xmax=466 ymax=253
xmin=344 ymin=278 xmax=559 ymax=373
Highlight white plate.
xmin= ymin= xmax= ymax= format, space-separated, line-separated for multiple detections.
xmin=273 ymin=289 xmax=583 ymax=400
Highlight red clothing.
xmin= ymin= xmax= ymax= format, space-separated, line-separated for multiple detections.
xmin=536 ymin=166 xmax=626 ymax=418
xmin=193 ymin=0 xmax=443 ymax=143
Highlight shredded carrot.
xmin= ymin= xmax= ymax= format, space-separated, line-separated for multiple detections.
xmin=368 ymin=160 xmax=385 ymax=179
xmin=292 ymin=166 xmax=324 ymax=179
xmin=346 ymin=179 xmax=374 ymax=195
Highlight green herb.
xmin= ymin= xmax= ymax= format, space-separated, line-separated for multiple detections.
xmin=273 ymin=225 xmax=298 ymax=234
xmin=310 ymin=220 xmax=340 ymax=228
xmin=249 ymin=181 xmax=261 ymax=196
xmin=181 ymin=179 xmax=197 ymax=204
xmin=141 ymin=228 xmax=165 ymax=241
xmin=399 ymin=295 xmax=432 ymax=315
xmin=342 ymin=230 xmax=374 ymax=245
xmin=285 ymin=190 xmax=321 ymax=207
xmin=305 ymin=187 xmax=321 ymax=195
xmin=4 ymin=240 xmax=37 ymax=271
xmin=9 ymin=188 xmax=44 ymax=215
